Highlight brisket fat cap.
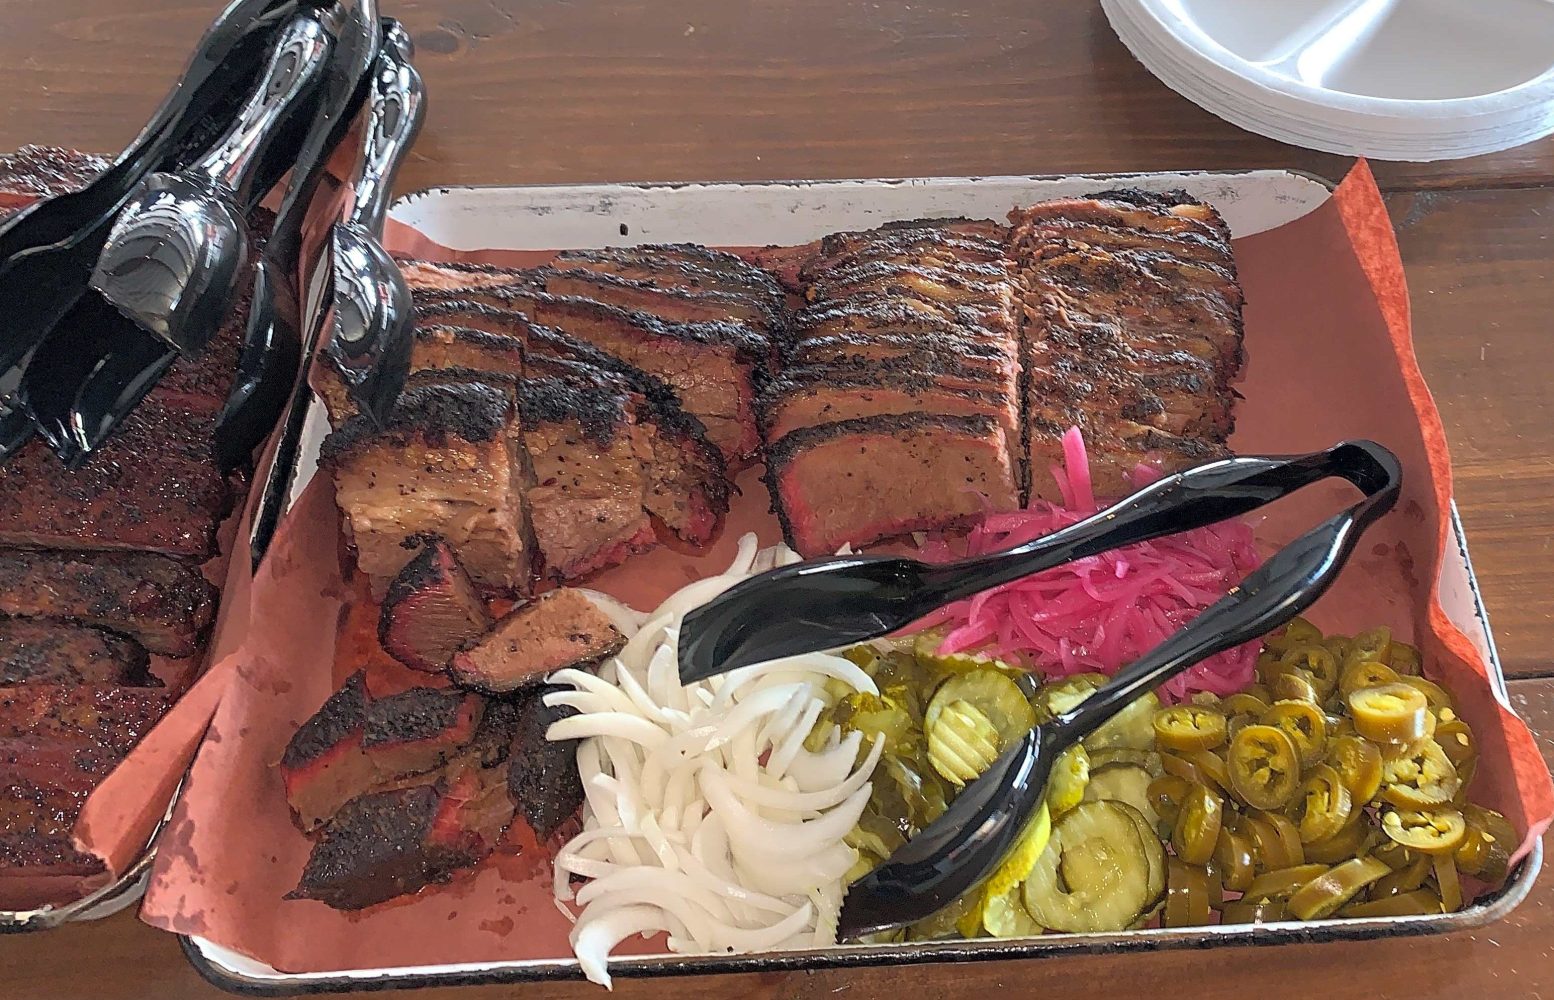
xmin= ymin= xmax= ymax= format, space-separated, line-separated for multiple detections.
xmin=449 ymin=588 xmax=626 ymax=695
xmin=322 ymin=382 xmax=532 ymax=597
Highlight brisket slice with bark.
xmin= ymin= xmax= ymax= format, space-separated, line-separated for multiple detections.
xmin=287 ymin=761 xmax=514 ymax=911
xmin=530 ymin=266 xmax=782 ymax=332
xmin=362 ymin=686 xmax=487 ymax=778
xmin=402 ymin=368 xmax=656 ymax=583
xmin=321 ymin=382 xmax=532 ymax=597
xmin=280 ymin=672 xmax=375 ymax=833
xmin=1009 ymin=190 xmax=1243 ymax=501
xmin=0 ymin=548 xmax=216 ymax=656
xmin=554 ymin=244 xmax=784 ymax=309
xmin=378 ymin=538 xmax=493 ymax=674
xmin=507 ymin=685 xmax=584 ymax=839
xmin=0 ymin=776 xmax=106 ymax=908
xmin=0 ymin=620 xmax=154 ymax=686
xmin=760 ymin=357 xmax=1021 ymax=442
xmin=410 ymin=280 xmax=766 ymax=464
xmin=449 ymin=588 xmax=625 ymax=694
xmin=766 ymin=413 xmax=1019 ymax=557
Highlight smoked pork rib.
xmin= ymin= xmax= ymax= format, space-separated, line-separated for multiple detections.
xmin=0 ymin=396 xmax=229 ymax=560
xmin=0 ymin=620 xmax=153 ymax=686
xmin=0 ymin=548 xmax=216 ymax=656
xmin=1008 ymin=189 xmax=1243 ymax=501
xmin=321 ymin=382 xmax=532 ymax=597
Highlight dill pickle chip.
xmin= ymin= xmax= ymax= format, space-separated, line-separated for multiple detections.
xmin=1045 ymin=744 xmax=1090 ymax=815
xmin=926 ymin=699 xmax=1001 ymax=785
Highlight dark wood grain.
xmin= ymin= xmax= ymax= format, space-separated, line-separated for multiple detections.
xmin=7 ymin=674 xmax=1551 ymax=1000
xmin=1387 ymin=188 xmax=1554 ymax=678
xmin=0 ymin=1 xmax=1551 ymax=193
xmin=1 ymin=0 xmax=1552 ymax=995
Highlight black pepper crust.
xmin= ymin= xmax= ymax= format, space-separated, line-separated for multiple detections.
xmin=534 ymin=265 xmax=784 ymax=330
xmin=554 ymin=245 xmax=785 ymax=305
xmin=416 ymin=290 xmax=772 ymax=365
xmin=362 ymin=687 xmax=484 ymax=749
xmin=413 ymin=322 xmax=526 ymax=363
xmin=318 ymin=382 xmax=514 ymax=466
xmin=280 ymin=672 xmax=369 ymax=769
xmin=0 ymin=619 xmax=154 ymax=686
xmin=506 ymin=685 xmax=584 ymax=838
xmin=380 ymin=537 xmax=458 ymax=613
xmin=285 ymin=784 xmax=449 ymax=909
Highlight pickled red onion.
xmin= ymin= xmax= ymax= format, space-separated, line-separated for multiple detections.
xmin=916 ymin=428 xmax=1263 ymax=701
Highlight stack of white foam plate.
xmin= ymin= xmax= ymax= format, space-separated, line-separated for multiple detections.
xmin=1102 ymin=0 xmax=1554 ymax=161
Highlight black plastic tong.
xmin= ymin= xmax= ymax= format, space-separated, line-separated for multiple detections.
xmin=679 ymin=441 xmax=1402 ymax=683
xmin=0 ymin=0 xmax=315 ymax=380
xmin=14 ymin=9 xmax=340 ymax=464
xmin=823 ymin=441 xmax=1400 ymax=938
xmin=216 ymin=0 xmax=382 ymax=477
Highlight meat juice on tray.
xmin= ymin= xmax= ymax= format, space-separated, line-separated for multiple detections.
xmin=268 ymin=184 xmax=1521 ymax=985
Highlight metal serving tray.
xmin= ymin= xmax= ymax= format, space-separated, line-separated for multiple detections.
xmin=181 ymin=169 xmax=1541 ymax=992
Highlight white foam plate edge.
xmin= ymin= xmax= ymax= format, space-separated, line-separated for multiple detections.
xmin=1105 ymin=1 xmax=1554 ymax=159
xmin=1125 ymin=0 xmax=1554 ymax=122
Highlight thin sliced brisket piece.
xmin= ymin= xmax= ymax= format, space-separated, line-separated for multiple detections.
xmin=321 ymin=382 xmax=532 ymax=597
xmin=554 ymin=245 xmax=784 ymax=309
xmin=802 ymin=231 xmax=1006 ymax=283
xmin=379 ymin=539 xmax=493 ymax=674
xmin=0 ymin=396 xmax=228 ymax=560
xmin=760 ymin=357 xmax=1020 ymax=443
xmin=280 ymin=672 xmax=375 ymax=833
xmin=414 ymin=290 xmax=766 ymax=463
xmin=766 ymin=413 xmax=1019 ymax=557
xmin=0 ymin=620 xmax=153 ymax=686
xmin=507 ymin=685 xmax=584 ymax=838
xmin=531 ymin=267 xmax=782 ymax=332
xmin=1010 ymin=192 xmax=1243 ymax=502
xmin=287 ymin=760 xmax=514 ymax=910
xmin=0 ymin=548 xmax=216 ymax=656
xmin=449 ymin=588 xmax=625 ymax=694
xmin=362 ymin=686 xmax=487 ymax=778
xmin=803 ymin=261 xmax=1018 ymax=324
xmin=815 ymin=217 xmax=1007 ymax=263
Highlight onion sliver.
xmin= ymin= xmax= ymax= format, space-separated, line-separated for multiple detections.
xmin=546 ymin=536 xmax=880 ymax=985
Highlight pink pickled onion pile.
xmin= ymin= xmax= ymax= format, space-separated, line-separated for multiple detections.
xmin=915 ymin=428 xmax=1263 ymax=701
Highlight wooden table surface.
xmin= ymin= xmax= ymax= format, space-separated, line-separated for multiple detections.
xmin=2 ymin=1 xmax=1551 ymax=997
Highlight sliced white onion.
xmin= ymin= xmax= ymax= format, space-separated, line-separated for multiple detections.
xmin=545 ymin=538 xmax=882 ymax=986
